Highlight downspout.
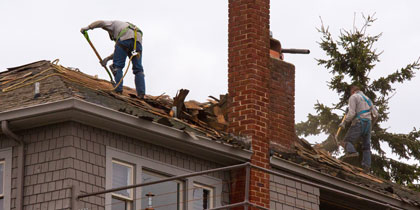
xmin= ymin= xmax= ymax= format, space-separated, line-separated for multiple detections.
xmin=1 ymin=121 xmax=25 ymax=210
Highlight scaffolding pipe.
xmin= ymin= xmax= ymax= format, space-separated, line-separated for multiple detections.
xmin=207 ymin=201 xmax=269 ymax=210
xmin=207 ymin=201 xmax=248 ymax=210
xmin=250 ymin=164 xmax=402 ymax=210
xmin=76 ymin=160 xmax=406 ymax=210
xmin=248 ymin=202 xmax=270 ymax=210
xmin=71 ymin=184 xmax=80 ymax=210
xmin=78 ymin=162 xmax=250 ymax=199
xmin=244 ymin=164 xmax=250 ymax=210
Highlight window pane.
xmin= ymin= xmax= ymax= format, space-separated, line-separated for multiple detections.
xmin=112 ymin=162 xmax=132 ymax=198
xmin=0 ymin=163 xmax=3 ymax=195
xmin=111 ymin=197 xmax=127 ymax=210
xmin=141 ymin=172 xmax=182 ymax=210
xmin=193 ymin=187 xmax=210 ymax=210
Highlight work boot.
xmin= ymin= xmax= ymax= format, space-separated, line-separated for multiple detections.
xmin=363 ymin=166 xmax=371 ymax=174
xmin=342 ymin=152 xmax=359 ymax=159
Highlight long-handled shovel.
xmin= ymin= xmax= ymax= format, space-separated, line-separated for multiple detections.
xmin=83 ymin=31 xmax=115 ymax=83
xmin=335 ymin=114 xmax=347 ymax=146
xmin=316 ymin=114 xmax=348 ymax=152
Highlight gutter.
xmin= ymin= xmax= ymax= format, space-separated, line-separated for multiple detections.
xmin=270 ymin=156 xmax=417 ymax=210
xmin=1 ymin=121 xmax=24 ymax=210
xmin=0 ymin=98 xmax=252 ymax=165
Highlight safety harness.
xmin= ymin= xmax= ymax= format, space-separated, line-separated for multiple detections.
xmin=356 ymin=92 xmax=373 ymax=136
xmin=110 ymin=23 xmax=143 ymax=92
xmin=115 ymin=22 xmax=142 ymax=57
xmin=116 ymin=22 xmax=143 ymax=41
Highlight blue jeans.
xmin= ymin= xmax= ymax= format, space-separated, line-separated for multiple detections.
xmin=113 ymin=39 xmax=145 ymax=96
xmin=344 ymin=121 xmax=371 ymax=168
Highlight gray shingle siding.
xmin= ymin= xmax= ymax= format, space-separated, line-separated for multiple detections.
xmin=270 ymin=173 xmax=319 ymax=210
xmin=2 ymin=121 xmax=230 ymax=209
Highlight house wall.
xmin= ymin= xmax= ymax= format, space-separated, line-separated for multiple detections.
xmin=269 ymin=172 xmax=320 ymax=210
xmin=1 ymin=123 xmax=75 ymax=210
xmin=1 ymin=121 xmax=230 ymax=210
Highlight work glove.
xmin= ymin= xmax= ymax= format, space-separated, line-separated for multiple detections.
xmin=339 ymin=121 xmax=346 ymax=129
xmin=100 ymin=54 xmax=114 ymax=67
xmin=100 ymin=59 xmax=108 ymax=67
xmin=80 ymin=26 xmax=90 ymax=34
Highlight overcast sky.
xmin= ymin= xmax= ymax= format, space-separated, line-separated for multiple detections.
xmin=1 ymin=1 xmax=419 ymax=154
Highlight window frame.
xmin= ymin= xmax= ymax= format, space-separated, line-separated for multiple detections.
xmin=0 ymin=160 xmax=4 ymax=198
xmin=106 ymin=149 xmax=142 ymax=210
xmin=141 ymin=169 xmax=185 ymax=210
xmin=192 ymin=183 xmax=214 ymax=210
xmin=111 ymin=159 xmax=135 ymax=209
xmin=106 ymin=146 xmax=223 ymax=210
xmin=0 ymin=148 xmax=12 ymax=210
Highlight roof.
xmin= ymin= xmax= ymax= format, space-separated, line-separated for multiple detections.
xmin=0 ymin=60 xmax=249 ymax=148
xmin=1 ymin=60 xmax=419 ymax=207
xmin=274 ymin=138 xmax=420 ymax=207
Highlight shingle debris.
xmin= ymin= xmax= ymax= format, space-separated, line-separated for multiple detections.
xmin=1 ymin=60 xmax=418 ymax=206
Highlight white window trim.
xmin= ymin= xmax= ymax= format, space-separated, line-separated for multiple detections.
xmin=111 ymin=160 xmax=135 ymax=209
xmin=106 ymin=149 xmax=142 ymax=210
xmin=0 ymin=160 xmax=5 ymax=197
xmin=106 ymin=146 xmax=223 ymax=210
xmin=192 ymin=183 xmax=214 ymax=209
xmin=0 ymin=148 xmax=12 ymax=210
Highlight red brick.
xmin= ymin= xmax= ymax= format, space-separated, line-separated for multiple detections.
xmin=228 ymin=0 xmax=271 ymax=208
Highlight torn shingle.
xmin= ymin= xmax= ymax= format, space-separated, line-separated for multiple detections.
xmin=1 ymin=60 xmax=419 ymax=206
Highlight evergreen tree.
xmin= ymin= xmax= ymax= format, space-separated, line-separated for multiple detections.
xmin=296 ymin=15 xmax=420 ymax=190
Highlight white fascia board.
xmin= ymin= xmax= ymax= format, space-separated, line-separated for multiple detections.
xmin=0 ymin=98 xmax=252 ymax=165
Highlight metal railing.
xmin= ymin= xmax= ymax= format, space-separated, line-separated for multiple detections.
xmin=72 ymin=162 xmax=402 ymax=210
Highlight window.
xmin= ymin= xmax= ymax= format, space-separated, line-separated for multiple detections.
xmin=0 ymin=161 xmax=4 ymax=210
xmin=106 ymin=147 xmax=222 ymax=210
xmin=111 ymin=160 xmax=134 ymax=210
xmin=192 ymin=183 xmax=213 ymax=210
xmin=141 ymin=170 xmax=184 ymax=210
xmin=0 ymin=148 xmax=11 ymax=210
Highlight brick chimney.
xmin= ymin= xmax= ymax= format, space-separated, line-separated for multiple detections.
xmin=228 ymin=0 xmax=296 ymax=209
xmin=228 ymin=0 xmax=271 ymax=209
xmin=268 ymin=37 xmax=295 ymax=151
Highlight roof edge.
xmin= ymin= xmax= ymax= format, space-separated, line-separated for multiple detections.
xmin=270 ymin=156 xmax=416 ymax=210
xmin=0 ymin=98 xmax=252 ymax=165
